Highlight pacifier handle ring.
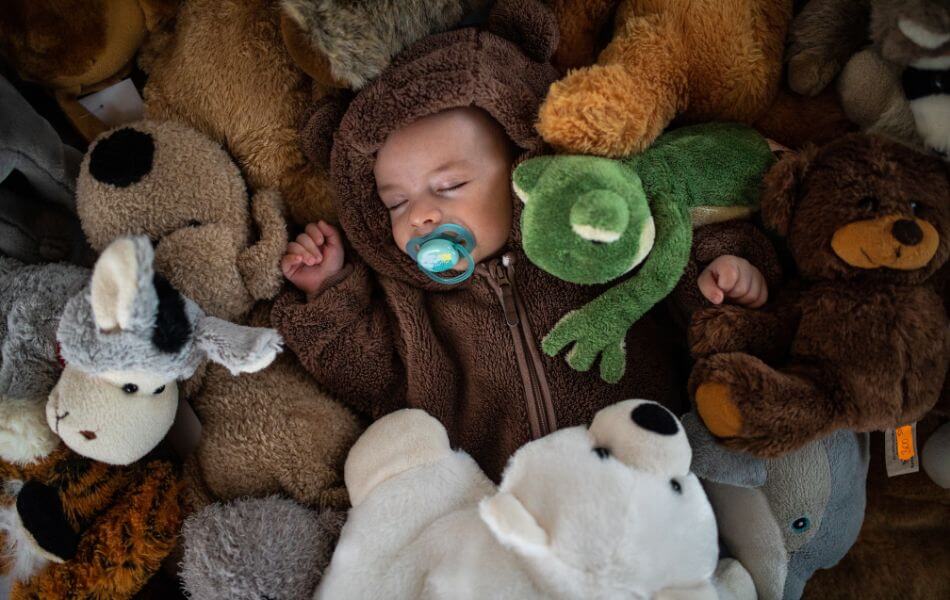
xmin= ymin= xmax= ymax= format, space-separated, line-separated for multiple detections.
xmin=422 ymin=243 xmax=475 ymax=285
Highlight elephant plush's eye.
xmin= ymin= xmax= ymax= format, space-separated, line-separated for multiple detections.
xmin=122 ymin=383 xmax=139 ymax=394
xmin=858 ymin=196 xmax=879 ymax=211
xmin=153 ymin=385 xmax=166 ymax=395
xmin=791 ymin=517 xmax=811 ymax=533
xmin=593 ymin=447 xmax=611 ymax=459
xmin=670 ymin=479 xmax=682 ymax=494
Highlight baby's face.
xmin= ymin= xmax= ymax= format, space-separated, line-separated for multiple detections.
xmin=375 ymin=107 xmax=514 ymax=268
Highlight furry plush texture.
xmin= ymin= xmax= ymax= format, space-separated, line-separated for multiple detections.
xmin=0 ymin=74 xmax=92 ymax=266
xmin=77 ymin=120 xmax=289 ymax=321
xmin=535 ymin=0 xmax=794 ymax=157
xmin=684 ymin=413 xmax=870 ymax=600
xmin=318 ymin=400 xmax=725 ymax=599
xmin=281 ymin=0 xmax=779 ymax=481
xmin=180 ymin=496 xmax=345 ymax=600
xmin=689 ymin=134 xmax=950 ymax=456
xmin=140 ymin=0 xmax=335 ymax=224
xmin=0 ymin=399 xmax=59 ymax=467
xmin=186 ymin=353 xmax=362 ymax=510
xmin=280 ymin=0 xmax=493 ymax=89
xmin=0 ymin=0 xmax=177 ymax=141
xmin=0 ymin=444 xmax=182 ymax=599
xmin=515 ymin=123 xmax=775 ymax=383
xmin=0 ymin=257 xmax=88 ymax=400
xmin=788 ymin=0 xmax=950 ymax=159
xmin=802 ymin=415 xmax=950 ymax=599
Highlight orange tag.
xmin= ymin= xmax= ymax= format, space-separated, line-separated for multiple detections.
xmin=896 ymin=425 xmax=916 ymax=461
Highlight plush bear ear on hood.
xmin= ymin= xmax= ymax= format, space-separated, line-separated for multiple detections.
xmin=299 ymin=93 xmax=351 ymax=168
xmin=486 ymin=0 xmax=559 ymax=63
xmin=760 ymin=145 xmax=818 ymax=237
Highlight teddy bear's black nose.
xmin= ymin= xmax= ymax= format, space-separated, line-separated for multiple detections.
xmin=892 ymin=219 xmax=923 ymax=246
xmin=630 ymin=403 xmax=678 ymax=436
xmin=88 ymin=127 xmax=155 ymax=188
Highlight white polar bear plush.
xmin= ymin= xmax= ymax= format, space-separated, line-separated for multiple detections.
xmin=317 ymin=399 xmax=753 ymax=600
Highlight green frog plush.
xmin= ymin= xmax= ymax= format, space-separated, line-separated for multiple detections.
xmin=514 ymin=123 xmax=774 ymax=383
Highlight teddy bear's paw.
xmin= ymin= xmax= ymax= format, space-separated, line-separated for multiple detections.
xmin=537 ymin=65 xmax=662 ymax=157
xmin=695 ymin=382 xmax=745 ymax=438
xmin=787 ymin=51 xmax=839 ymax=97
xmin=688 ymin=306 xmax=751 ymax=358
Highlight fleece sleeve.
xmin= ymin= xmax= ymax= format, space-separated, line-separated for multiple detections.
xmin=668 ymin=220 xmax=784 ymax=326
xmin=271 ymin=260 xmax=406 ymax=419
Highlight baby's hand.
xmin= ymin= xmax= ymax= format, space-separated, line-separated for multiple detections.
xmin=697 ymin=255 xmax=768 ymax=308
xmin=281 ymin=221 xmax=346 ymax=297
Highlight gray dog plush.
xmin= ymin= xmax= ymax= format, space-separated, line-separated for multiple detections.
xmin=0 ymin=235 xmax=282 ymax=466
xmin=683 ymin=413 xmax=870 ymax=600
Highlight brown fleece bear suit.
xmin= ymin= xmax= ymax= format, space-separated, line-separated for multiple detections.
xmin=274 ymin=0 xmax=780 ymax=480
xmin=689 ymin=134 xmax=949 ymax=457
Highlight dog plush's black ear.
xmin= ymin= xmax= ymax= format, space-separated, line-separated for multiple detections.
xmin=299 ymin=92 xmax=352 ymax=169
xmin=487 ymin=0 xmax=559 ymax=63
xmin=761 ymin=145 xmax=818 ymax=237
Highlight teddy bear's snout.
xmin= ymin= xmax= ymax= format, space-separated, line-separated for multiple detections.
xmin=831 ymin=214 xmax=940 ymax=271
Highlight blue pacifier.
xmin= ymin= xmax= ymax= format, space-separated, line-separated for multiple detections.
xmin=406 ymin=223 xmax=476 ymax=285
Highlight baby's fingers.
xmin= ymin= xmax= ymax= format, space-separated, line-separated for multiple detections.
xmin=295 ymin=234 xmax=323 ymax=265
xmin=281 ymin=253 xmax=303 ymax=278
xmin=697 ymin=269 xmax=725 ymax=305
xmin=305 ymin=222 xmax=325 ymax=247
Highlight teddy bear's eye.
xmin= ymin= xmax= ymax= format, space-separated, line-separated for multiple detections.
xmin=153 ymin=385 xmax=166 ymax=395
xmin=122 ymin=383 xmax=139 ymax=394
xmin=670 ymin=479 xmax=682 ymax=494
xmin=593 ymin=447 xmax=611 ymax=459
xmin=910 ymin=202 xmax=922 ymax=216
xmin=858 ymin=196 xmax=879 ymax=211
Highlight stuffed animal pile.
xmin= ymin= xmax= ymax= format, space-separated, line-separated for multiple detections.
xmin=1 ymin=0 xmax=947 ymax=598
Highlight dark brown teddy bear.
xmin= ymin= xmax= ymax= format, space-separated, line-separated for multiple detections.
xmin=688 ymin=134 xmax=949 ymax=457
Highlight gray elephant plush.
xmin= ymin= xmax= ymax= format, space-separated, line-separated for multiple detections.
xmin=683 ymin=413 xmax=870 ymax=600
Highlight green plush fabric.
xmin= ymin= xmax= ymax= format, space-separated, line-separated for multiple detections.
xmin=514 ymin=122 xmax=774 ymax=383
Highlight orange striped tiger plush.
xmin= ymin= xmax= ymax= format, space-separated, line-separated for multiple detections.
xmin=0 ymin=443 xmax=182 ymax=599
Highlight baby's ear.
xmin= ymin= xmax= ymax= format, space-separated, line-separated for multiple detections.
xmin=299 ymin=93 xmax=351 ymax=168
xmin=760 ymin=146 xmax=817 ymax=237
xmin=487 ymin=0 xmax=559 ymax=63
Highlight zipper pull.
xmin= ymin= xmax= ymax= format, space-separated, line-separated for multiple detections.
xmin=492 ymin=259 xmax=520 ymax=327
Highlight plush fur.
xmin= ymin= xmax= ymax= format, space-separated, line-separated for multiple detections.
xmin=0 ymin=399 xmax=60 ymax=467
xmin=788 ymin=0 xmax=950 ymax=158
xmin=0 ymin=445 xmax=182 ymax=599
xmin=536 ymin=0 xmax=794 ymax=157
xmin=689 ymin=135 xmax=950 ymax=456
xmin=318 ymin=400 xmax=728 ymax=599
xmin=180 ymin=496 xmax=345 ymax=600
xmin=77 ymin=120 xmax=289 ymax=322
xmin=280 ymin=0 xmax=493 ymax=89
xmin=186 ymin=353 xmax=362 ymax=510
xmin=685 ymin=413 xmax=870 ymax=600
xmin=514 ymin=123 xmax=775 ymax=383
xmin=803 ymin=415 xmax=950 ymax=599
xmin=0 ymin=0 xmax=177 ymax=141
xmin=140 ymin=0 xmax=334 ymax=224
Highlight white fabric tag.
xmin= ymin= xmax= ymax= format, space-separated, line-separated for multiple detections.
xmin=77 ymin=79 xmax=144 ymax=127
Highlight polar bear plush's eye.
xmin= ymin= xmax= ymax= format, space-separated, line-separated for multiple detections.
xmin=593 ymin=447 xmax=611 ymax=459
xmin=670 ymin=479 xmax=682 ymax=494
xmin=122 ymin=383 xmax=139 ymax=394
xmin=153 ymin=385 xmax=166 ymax=395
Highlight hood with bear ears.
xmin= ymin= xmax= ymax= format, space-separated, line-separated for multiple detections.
xmin=301 ymin=0 xmax=559 ymax=290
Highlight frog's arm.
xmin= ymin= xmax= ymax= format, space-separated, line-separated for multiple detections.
xmin=636 ymin=123 xmax=775 ymax=211
xmin=542 ymin=195 xmax=692 ymax=383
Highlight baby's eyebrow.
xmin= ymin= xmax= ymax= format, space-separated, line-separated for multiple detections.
xmin=431 ymin=159 xmax=471 ymax=175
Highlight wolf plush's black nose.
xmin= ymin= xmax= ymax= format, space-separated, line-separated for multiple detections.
xmin=88 ymin=127 xmax=155 ymax=187
xmin=892 ymin=219 xmax=923 ymax=246
xmin=630 ymin=402 xmax=678 ymax=436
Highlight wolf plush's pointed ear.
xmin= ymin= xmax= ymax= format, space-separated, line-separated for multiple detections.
xmin=90 ymin=236 xmax=157 ymax=332
xmin=682 ymin=412 xmax=767 ymax=488
xmin=760 ymin=145 xmax=818 ymax=237
xmin=487 ymin=0 xmax=559 ymax=63
xmin=479 ymin=492 xmax=549 ymax=556
xmin=194 ymin=316 xmax=283 ymax=375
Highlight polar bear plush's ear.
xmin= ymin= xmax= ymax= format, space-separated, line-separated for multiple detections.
xmin=479 ymin=492 xmax=548 ymax=556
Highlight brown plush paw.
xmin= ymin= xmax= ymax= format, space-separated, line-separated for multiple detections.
xmin=688 ymin=306 xmax=751 ymax=358
xmin=695 ymin=383 xmax=744 ymax=438
xmin=537 ymin=64 xmax=666 ymax=157
xmin=787 ymin=51 xmax=840 ymax=97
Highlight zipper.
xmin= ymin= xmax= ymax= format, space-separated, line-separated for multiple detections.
xmin=480 ymin=254 xmax=557 ymax=439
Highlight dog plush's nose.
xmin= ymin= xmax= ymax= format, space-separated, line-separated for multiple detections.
xmin=88 ymin=127 xmax=155 ymax=187
xmin=892 ymin=219 xmax=924 ymax=245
